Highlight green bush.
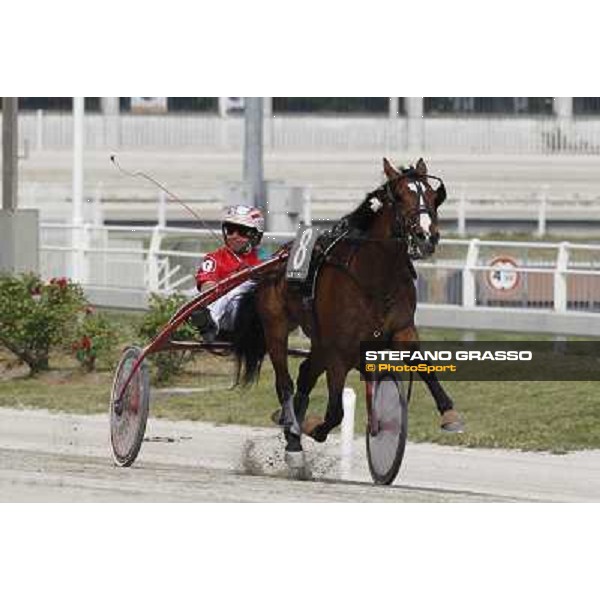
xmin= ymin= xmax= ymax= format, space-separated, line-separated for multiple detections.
xmin=0 ymin=273 xmax=87 ymax=374
xmin=138 ymin=293 xmax=197 ymax=383
xmin=72 ymin=307 xmax=120 ymax=372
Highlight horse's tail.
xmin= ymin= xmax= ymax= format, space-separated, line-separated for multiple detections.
xmin=231 ymin=286 xmax=267 ymax=386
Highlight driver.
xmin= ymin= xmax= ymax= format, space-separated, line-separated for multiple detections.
xmin=192 ymin=205 xmax=267 ymax=340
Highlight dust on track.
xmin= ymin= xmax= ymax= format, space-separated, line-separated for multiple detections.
xmin=2 ymin=409 xmax=598 ymax=502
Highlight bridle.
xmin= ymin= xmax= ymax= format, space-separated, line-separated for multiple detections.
xmin=312 ymin=170 xmax=444 ymax=337
xmin=374 ymin=171 xmax=444 ymax=257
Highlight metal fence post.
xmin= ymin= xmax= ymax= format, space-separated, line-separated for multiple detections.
xmin=218 ymin=97 xmax=228 ymax=118
xmin=458 ymin=186 xmax=467 ymax=237
xmin=70 ymin=222 xmax=85 ymax=283
xmin=263 ymin=97 xmax=273 ymax=150
xmin=301 ymin=185 xmax=312 ymax=226
xmin=463 ymin=238 xmax=480 ymax=308
xmin=386 ymin=98 xmax=400 ymax=153
xmin=157 ymin=190 xmax=167 ymax=228
xmin=244 ymin=97 xmax=265 ymax=212
xmin=406 ymin=97 xmax=424 ymax=152
xmin=146 ymin=225 xmax=163 ymax=294
xmin=554 ymin=241 xmax=569 ymax=312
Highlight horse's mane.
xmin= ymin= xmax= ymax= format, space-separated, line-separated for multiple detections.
xmin=340 ymin=190 xmax=382 ymax=232
xmin=341 ymin=167 xmax=422 ymax=234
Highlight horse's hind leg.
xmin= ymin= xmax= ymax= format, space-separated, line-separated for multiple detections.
xmin=393 ymin=326 xmax=464 ymax=432
xmin=415 ymin=370 xmax=463 ymax=432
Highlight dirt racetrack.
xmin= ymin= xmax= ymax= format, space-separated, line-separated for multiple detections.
xmin=0 ymin=408 xmax=598 ymax=502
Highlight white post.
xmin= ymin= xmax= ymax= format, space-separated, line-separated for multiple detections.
xmin=3 ymin=97 xmax=18 ymax=212
xmin=553 ymin=97 xmax=573 ymax=119
xmin=146 ymin=225 xmax=163 ymax=293
xmin=158 ymin=190 xmax=167 ymax=228
xmin=244 ymin=97 xmax=265 ymax=212
xmin=457 ymin=186 xmax=467 ymax=237
xmin=340 ymin=387 xmax=356 ymax=480
xmin=71 ymin=97 xmax=85 ymax=281
xmin=554 ymin=241 xmax=569 ymax=312
xmin=406 ymin=97 xmax=424 ymax=152
xmin=302 ymin=186 xmax=312 ymax=226
xmin=72 ymin=98 xmax=84 ymax=224
xmin=218 ymin=99 xmax=230 ymax=150
xmin=463 ymin=238 xmax=480 ymax=308
xmin=537 ymin=185 xmax=548 ymax=238
xmin=263 ymin=97 xmax=273 ymax=150
xmin=36 ymin=109 xmax=43 ymax=152
xmin=385 ymin=98 xmax=400 ymax=153
xmin=218 ymin=97 xmax=228 ymax=118
xmin=553 ymin=98 xmax=573 ymax=154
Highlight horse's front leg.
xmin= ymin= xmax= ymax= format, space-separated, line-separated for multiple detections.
xmin=304 ymin=357 xmax=349 ymax=443
xmin=264 ymin=329 xmax=303 ymax=454
xmin=293 ymin=351 xmax=325 ymax=427
xmin=392 ymin=326 xmax=464 ymax=432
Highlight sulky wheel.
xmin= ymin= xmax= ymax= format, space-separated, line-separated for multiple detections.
xmin=366 ymin=373 xmax=408 ymax=485
xmin=109 ymin=346 xmax=150 ymax=467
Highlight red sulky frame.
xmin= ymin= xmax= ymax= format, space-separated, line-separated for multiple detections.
xmin=115 ymin=252 xmax=298 ymax=404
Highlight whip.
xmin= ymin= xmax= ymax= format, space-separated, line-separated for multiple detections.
xmin=110 ymin=154 xmax=224 ymax=248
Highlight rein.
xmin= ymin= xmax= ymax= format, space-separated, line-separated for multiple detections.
xmin=314 ymin=171 xmax=441 ymax=330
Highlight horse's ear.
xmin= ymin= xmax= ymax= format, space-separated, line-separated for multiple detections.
xmin=416 ymin=158 xmax=428 ymax=177
xmin=383 ymin=158 xmax=399 ymax=179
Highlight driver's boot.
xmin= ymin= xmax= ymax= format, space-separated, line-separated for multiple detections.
xmin=190 ymin=308 xmax=218 ymax=343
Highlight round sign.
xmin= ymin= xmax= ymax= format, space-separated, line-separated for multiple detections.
xmin=486 ymin=256 xmax=520 ymax=292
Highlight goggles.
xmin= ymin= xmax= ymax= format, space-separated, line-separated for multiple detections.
xmin=224 ymin=223 xmax=255 ymax=237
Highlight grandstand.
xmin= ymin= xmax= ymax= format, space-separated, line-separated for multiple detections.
xmin=7 ymin=97 xmax=600 ymax=235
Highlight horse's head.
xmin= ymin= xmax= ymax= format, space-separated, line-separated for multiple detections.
xmin=382 ymin=157 xmax=446 ymax=259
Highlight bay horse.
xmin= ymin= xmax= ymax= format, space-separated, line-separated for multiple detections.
xmin=230 ymin=158 xmax=463 ymax=458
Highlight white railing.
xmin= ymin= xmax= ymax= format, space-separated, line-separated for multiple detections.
xmin=39 ymin=223 xmax=600 ymax=327
xmin=417 ymin=238 xmax=600 ymax=313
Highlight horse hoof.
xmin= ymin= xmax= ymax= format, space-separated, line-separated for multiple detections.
xmin=285 ymin=450 xmax=304 ymax=469
xmin=306 ymin=423 xmax=328 ymax=443
xmin=285 ymin=451 xmax=311 ymax=480
xmin=302 ymin=415 xmax=325 ymax=437
xmin=440 ymin=410 xmax=464 ymax=433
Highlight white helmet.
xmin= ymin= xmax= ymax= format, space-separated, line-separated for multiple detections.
xmin=222 ymin=205 xmax=265 ymax=246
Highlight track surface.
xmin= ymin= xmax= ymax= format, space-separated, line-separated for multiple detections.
xmin=0 ymin=408 xmax=598 ymax=502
